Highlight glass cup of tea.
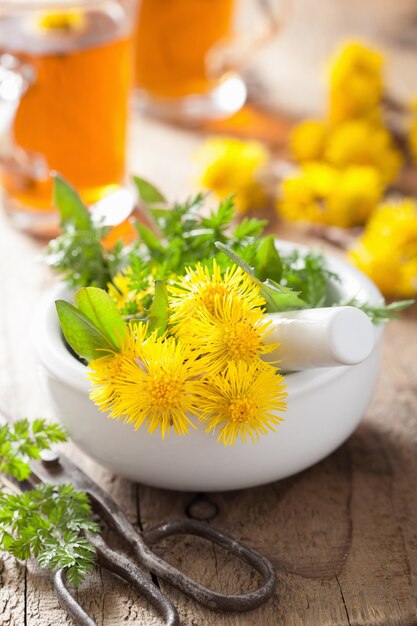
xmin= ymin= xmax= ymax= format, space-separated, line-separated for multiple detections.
xmin=0 ymin=0 xmax=137 ymax=235
xmin=133 ymin=0 xmax=289 ymax=122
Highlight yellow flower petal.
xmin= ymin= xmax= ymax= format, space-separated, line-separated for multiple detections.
xmin=176 ymin=294 xmax=276 ymax=376
xmin=409 ymin=98 xmax=417 ymax=167
xmin=195 ymin=137 xmax=269 ymax=213
xmin=198 ymin=361 xmax=286 ymax=446
xmin=278 ymin=163 xmax=382 ymax=227
xmin=37 ymin=11 xmax=86 ymax=32
xmin=110 ymin=335 xmax=203 ymax=438
xmin=329 ymin=41 xmax=384 ymax=123
xmin=349 ymin=198 xmax=417 ymax=298
xmin=169 ymin=260 xmax=265 ymax=327
xmin=325 ymin=119 xmax=402 ymax=185
xmin=108 ymin=268 xmax=154 ymax=315
xmin=290 ymin=120 xmax=328 ymax=163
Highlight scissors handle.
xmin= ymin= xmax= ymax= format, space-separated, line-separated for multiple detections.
xmin=141 ymin=519 xmax=277 ymax=612
xmin=54 ymin=532 xmax=180 ymax=626
xmin=93 ymin=485 xmax=276 ymax=612
xmin=32 ymin=455 xmax=277 ymax=614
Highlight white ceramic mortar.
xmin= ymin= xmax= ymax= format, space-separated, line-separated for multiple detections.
xmin=33 ymin=242 xmax=383 ymax=491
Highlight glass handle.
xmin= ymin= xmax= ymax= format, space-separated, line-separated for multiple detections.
xmin=0 ymin=54 xmax=48 ymax=182
xmin=207 ymin=0 xmax=292 ymax=79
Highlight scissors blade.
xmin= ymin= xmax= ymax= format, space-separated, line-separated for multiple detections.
xmin=30 ymin=453 xmax=95 ymax=491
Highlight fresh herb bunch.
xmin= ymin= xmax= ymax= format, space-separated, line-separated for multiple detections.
xmin=0 ymin=484 xmax=98 ymax=586
xmin=280 ymin=250 xmax=340 ymax=308
xmin=47 ymin=175 xmax=325 ymax=317
xmin=0 ymin=419 xmax=98 ymax=586
xmin=47 ymin=174 xmax=413 ymax=328
xmin=45 ymin=175 xmax=125 ymax=289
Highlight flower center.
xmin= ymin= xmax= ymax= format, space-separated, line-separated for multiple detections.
xmin=198 ymin=284 xmax=228 ymax=315
xmin=228 ymin=397 xmax=257 ymax=423
xmin=223 ymin=321 xmax=261 ymax=361
xmin=147 ymin=373 xmax=182 ymax=410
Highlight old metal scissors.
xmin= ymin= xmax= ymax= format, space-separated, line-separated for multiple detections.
xmin=28 ymin=452 xmax=277 ymax=626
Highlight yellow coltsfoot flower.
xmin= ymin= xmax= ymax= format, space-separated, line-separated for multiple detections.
xmin=108 ymin=268 xmax=154 ymax=316
xmin=349 ymin=198 xmax=417 ymax=298
xmin=278 ymin=163 xmax=382 ymax=228
xmin=329 ymin=41 xmax=384 ymax=123
xmin=88 ymin=323 xmax=148 ymax=414
xmin=324 ymin=119 xmax=403 ymax=185
xmin=37 ymin=10 xmax=86 ymax=32
xmin=198 ymin=361 xmax=286 ymax=446
xmin=177 ymin=294 xmax=276 ymax=376
xmin=290 ymin=120 xmax=328 ymax=163
xmin=109 ymin=334 xmax=204 ymax=438
xmin=326 ymin=165 xmax=383 ymax=226
xmin=195 ymin=137 xmax=269 ymax=213
xmin=409 ymin=99 xmax=417 ymax=166
xmin=169 ymin=260 xmax=265 ymax=327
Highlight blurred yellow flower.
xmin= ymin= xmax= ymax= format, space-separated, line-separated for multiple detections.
xmin=278 ymin=163 xmax=382 ymax=227
xmin=410 ymin=99 xmax=417 ymax=166
xmin=290 ymin=120 xmax=327 ymax=163
xmin=349 ymin=199 xmax=417 ymax=298
xmin=37 ymin=10 xmax=86 ymax=32
xmin=329 ymin=41 xmax=384 ymax=124
xmin=195 ymin=137 xmax=269 ymax=213
xmin=198 ymin=361 xmax=286 ymax=446
xmin=325 ymin=120 xmax=403 ymax=185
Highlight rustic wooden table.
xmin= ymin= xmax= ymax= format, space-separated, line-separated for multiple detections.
xmin=1 ymin=109 xmax=417 ymax=626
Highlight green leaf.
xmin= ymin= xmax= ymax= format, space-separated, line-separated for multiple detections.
xmin=253 ymin=235 xmax=282 ymax=283
xmin=136 ymin=223 xmax=165 ymax=253
xmin=200 ymin=197 xmax=235 ymax=233
xmin=280 ymin=250 xmax=336 ymax=308
xmin=133 ymin=176 xmax=166 ymax=204
xmin=148 ymin=281 xmax=169 ymax=335
xmin=0 ymin=419 xmax=67 ymax=483
xmin=215 ymin=242 xmax=306 ymax=312
xmin=232 ymin=217 xmax=267 ymax=240
xmin=0 ymin=482 xmax=98 ymax=587
xmin=53 ymin=174 xmax=92 ymax=231
xmin=73 ymin=287 xmax=127 ymax=350
xmin=56 ymin=300 xmax=116 ymax=361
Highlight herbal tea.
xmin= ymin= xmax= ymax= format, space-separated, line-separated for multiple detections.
xmin=0 ymin=5 xmax=132 ymax=215
xmin=134 ymin=0 xmax=235 ymax=98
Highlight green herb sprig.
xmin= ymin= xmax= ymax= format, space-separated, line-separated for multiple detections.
xmin=0 ymin=418 xmax=66 ymax=481
xmin=45 ymin=175 xmax=125 ymax=289
xmin=0 ymin=419 xmax=98 ymax=586
xmin=0 ymin=484 xmax=98 ymax=586
xmin=340 ymin=298 xmax=415 ymax=324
